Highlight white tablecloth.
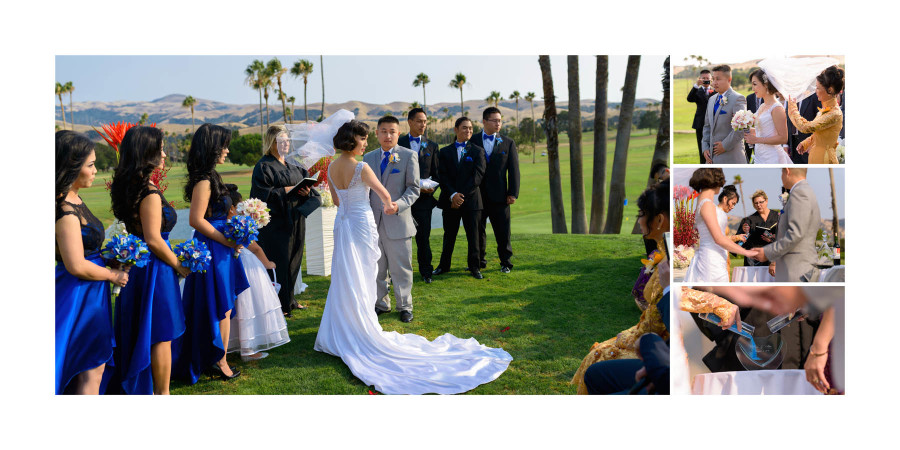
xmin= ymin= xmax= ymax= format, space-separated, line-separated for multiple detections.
xmin=691 ymin=369 xmax=822 ymax=395
xmin=731 ymin=265 xmax=845 ymax=282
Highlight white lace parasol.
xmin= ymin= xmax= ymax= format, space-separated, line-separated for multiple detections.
xmin=758 ymin=56 xmax=840 ymax=102
xmin=284 ymin=109 xmax=355 ymax=169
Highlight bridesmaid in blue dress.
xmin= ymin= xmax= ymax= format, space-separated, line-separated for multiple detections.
xmin=173 ymin=123 xmax=250 ymax=384
xmin=109 ymin=126 xmax=190 ymax=394
xmin=55 ymin=130 xmax=129 ymax=394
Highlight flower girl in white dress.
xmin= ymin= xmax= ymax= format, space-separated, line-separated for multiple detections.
xmin=224 ymin=185 xmax=290 ymax=361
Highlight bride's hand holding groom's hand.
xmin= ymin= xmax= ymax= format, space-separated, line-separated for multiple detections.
xmin=751 ymin=247 xmax=768 ymax=262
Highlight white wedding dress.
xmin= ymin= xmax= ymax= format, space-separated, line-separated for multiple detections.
xmin=227 ymin=250 xmax=291 ymax=356
xmin=683 ymin=198 xmax=730 ymax=282
xmin=314 ymin=162 xmax=512 ymax=394
xmin=752 ymin=103 xmax=793 ymax=165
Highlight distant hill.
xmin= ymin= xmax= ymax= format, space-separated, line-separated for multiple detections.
xmin=56 ymin=94 xmax=661 ymax=136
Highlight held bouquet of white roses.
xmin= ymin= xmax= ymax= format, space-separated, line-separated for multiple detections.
xmin=236 ymin=198 xmax=271 ymax=228
xmin=731 ymin=110 xmax=757 ymax=133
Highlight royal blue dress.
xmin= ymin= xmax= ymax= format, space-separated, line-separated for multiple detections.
xmin=173 ymin=194 xmax=250 ymax=384
xmin=55 ymin=199 xmax=114 ymax=394
xmin=110 ymin=190 xmax=187 ymax=394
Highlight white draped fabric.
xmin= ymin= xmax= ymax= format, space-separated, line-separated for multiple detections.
xmin=692 ymin=370 xmax=822 ymax=395
xmin=758 ymin=57 xmax=841 ymax=102
xmin=313 ymin=162 xmax=512 ymax=394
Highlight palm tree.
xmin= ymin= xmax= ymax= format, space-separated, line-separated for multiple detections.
xmin=525 ymin=92 xmax=537 ymax=164
xmin=632 ymin=57 xmax=671 ymax=234
xmin=829 ymin=168 xmax=840 ymax=253
xmin=413 ymin=73 xmax=430 ymax=113
xmin=288 ymin=96 xmax=296 ymax=123
xmin=566 ymin=56 xmax=587 ymax=234
xmin=319 ymin=55 xmax=325 ymax=120
xmin=509 ymin=90 xmax=521 ymax=125
xmin=733 ymin=174 xmax=747 ymax=217
xmin=407 ymin=101 xmax=422 ymax=114
xmin=291 ymin=59 xmax=314 ymax=123
xmin=603 ymin=55 xmax=641 ymax=234
xmin=182 ymin=95 xmax=197 ymax=132
xmin=139 ymin=113 xmax=149 ymax=125
xmin=267 ymin=58 xmax=289 ymax=124
xmin=441 ymin=107 xmax=450 ymax=130
xmin=259 ymin=68 xmax=274 ymax=127
xmin=65 ymin=81 xmax=74 ymax=128
xmin=449 ymin=73 xmax=467 ymax=117
xmin=55 ymin=82 xmax=67 ymax=130
xmin=485 ymin=91 xmax=502 ymax=108
xmin=245 ymin=59 xmax=266 ymax=136
xmin=589 ymin=56 xmax=609 ymax=233
xmin=538 ymin=55 xmax=567 ymax=234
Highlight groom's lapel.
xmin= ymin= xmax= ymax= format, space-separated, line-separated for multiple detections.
xmin=381 ymin=146 xmax=396 ymax=184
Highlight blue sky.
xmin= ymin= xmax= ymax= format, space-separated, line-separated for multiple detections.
xmin=674 ymin=168 xmax=845 ymax=220
xmin=55 ymin=55 xmax=668 ymax=106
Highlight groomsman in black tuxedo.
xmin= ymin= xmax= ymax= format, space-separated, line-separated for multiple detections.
xmin=470 ymin=107 xmax=519 ymax=273
xmin=434 ymin=117 xmax=486 ymax=279
xmin=687 ymin=70 xmax=713 ymax=163
xmin=398 ymin=108 xmax=440 ymax=284
xmin=745 ymin=91 xmax=763 ymax=163
xmin=787 ymin=95 xmax=822 ymax=164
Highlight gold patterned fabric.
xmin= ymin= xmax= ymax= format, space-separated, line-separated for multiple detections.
xmin=571 ymin=244 xmax=668 ymax=394
xmin=678 ymin=287 xmax=735 ymax=322
xmin=788 ymin=97 xmax=842 ymax=164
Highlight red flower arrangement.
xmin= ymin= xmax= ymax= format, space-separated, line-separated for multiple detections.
xmin=673 ymin=185 xmax=700 ymax=248
xmin=309 ymin=157 xmax=333 ymax=188
xmin=94 ymin=121 xmax=168 ymax=194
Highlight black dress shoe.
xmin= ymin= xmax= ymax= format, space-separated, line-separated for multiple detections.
xmin=480 ymin=261 xmax=487 ymax=269
xmin=400 ymin=310 xmax=413 ymax=322
xmin=500 ymin=266 xmax=511 ymax=274
xmin=424 ymin=276 xmax=433 ymax=284
xmin=375 ymin=307 xmax=391 ymax=315
xmin=209 ymin=365 xmax=241 ymax=381
xmin=471 ymin=270 xmax=484 ymax=279
xmin=432 ymin=267 xmax=446 ymax=276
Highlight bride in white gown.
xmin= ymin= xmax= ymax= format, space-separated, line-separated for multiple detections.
xmin=309 ymin=118 xmax=512 ymax=395
xmin=683 ymin=169 xmax=758 ymax=283
xmin=744 ymin=69 xmax=792 ymax=165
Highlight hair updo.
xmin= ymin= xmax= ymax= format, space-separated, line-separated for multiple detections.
xmin=749 ymin=69 xmax=777 ymax=95
xmin=689 ymin=168 xmax=726 ymax=192
xmin=817 ymin=65 xmax=845 ymax=95
xmin=718 ymin=185 xmax=739 ymax=203
xmin=333 ymin=120 xmax=370 ymax=152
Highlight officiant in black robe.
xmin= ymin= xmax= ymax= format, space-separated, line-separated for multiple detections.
xmin=738 ymin=190 xmax=780 ymax=267
xmin=251 ymin=126 xmax=319 ymax=316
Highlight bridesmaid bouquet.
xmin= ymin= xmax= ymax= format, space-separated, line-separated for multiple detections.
xmin=101 ymin=233 xmax=151 ymax=295
xmin=731 ymin=110 xmax=757 ymax=133
xmin=224 ymin=215 xmax=260 ymax=257
xmin=173 ymin=238 xmax=212 ymax=274
xmin=236 ymin=198 xmax=271 ymax=228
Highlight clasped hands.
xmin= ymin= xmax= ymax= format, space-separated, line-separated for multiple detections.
xmin=451 ymin=193 xmax=465 ymax=209
xmin=703 ymin=142 xmax=727 ymax=163
xmin=383 ymin=201 xmax=399 ymax=215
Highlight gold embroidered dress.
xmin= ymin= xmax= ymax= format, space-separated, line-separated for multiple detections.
xmin=788 ymin=97 xmax=842 ymax=164
xmin=571 ymin=244 xmax=669 ymax=394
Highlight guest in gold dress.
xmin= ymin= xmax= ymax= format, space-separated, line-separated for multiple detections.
xmin=788 ymin=65 xmax=845 ymax=164
xmin=572 ymin=180 xmax=670 ymax=394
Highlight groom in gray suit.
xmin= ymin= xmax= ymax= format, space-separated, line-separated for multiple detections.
xmin=364 ymin=115 xmax=421 ymax=322
xmin=752 ymin=168 xmax=821 ymax=282
xmin=702 ymin=65 xmax=747 ymax=164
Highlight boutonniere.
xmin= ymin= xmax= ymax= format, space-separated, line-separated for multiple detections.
xmin=420 ymin=139 xmax=428 ymax=149
xmin=719 ymin=95 xmax=728 ymax=107
xmin=389 ymin=153 xmax=400 ymax=164
xmin=640 ymin=250 xmax=664 ymax=274
xmin=495 ymin=136 xmax=503 ymax=146
xmin=779 ymin=192 xmax=790 ymax=206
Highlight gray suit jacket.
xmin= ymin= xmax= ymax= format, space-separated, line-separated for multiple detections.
xmin=763 ymin=180 xmax=820 ymax=282
xmin=702 ymin=88 xmax=747 ymax=164
xmin=364 ymin=145 xmax=420 ymax=240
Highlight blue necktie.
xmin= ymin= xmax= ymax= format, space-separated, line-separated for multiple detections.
xmin=713 ymin=94 xmax=722 ymax=115
xmin=380 ymin=151 xmax=390 ymax=175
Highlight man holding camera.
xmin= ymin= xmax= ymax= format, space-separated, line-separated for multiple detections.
xmin=687 ymin=69 xmax=713 ymax=163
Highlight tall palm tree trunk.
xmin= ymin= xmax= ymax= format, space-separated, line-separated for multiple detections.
xmin=265 ymin=91 xmax=270 ymax=127
xmin=590 ymin=56 xmax=609 ymax=233
xmin=567 ymin=56 xmax=587 ymax=234
xmin=278 ymin=80 xmax=288 ymax=124
xmin=69 ymin=92 xmax=74 ymax=129
xmin=539 ymin=55 xmax=567 ymax=234
xmin=603 ymin=55 xmax=641 ymax=234
xmin=829 ymin=168 xmax=840 ymax=251
xmin=258 ymin=88 xmax=264 ymax=136
xmin=459 ymin=89 xmax=464 ymax=117
xmin=633 ymin=56 xmax=671 ymax=233
xmin=304 ymin=81 xmax=309 ymax=122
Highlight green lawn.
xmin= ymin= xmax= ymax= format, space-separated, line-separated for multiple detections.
xmin=673 ymin=78 xmax=753 ymax=164
xmin=169 ymin=233 xmax=648 ymax=394
xmin=84 ymin=130 xmax=661 ymax=235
